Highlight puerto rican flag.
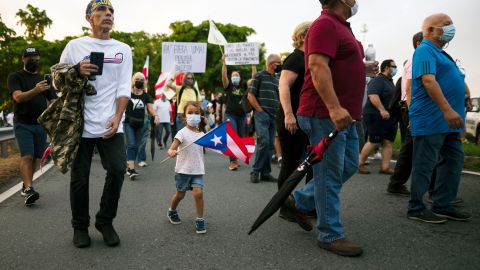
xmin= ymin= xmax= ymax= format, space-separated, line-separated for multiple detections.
xmin=154 ymin=70 xmax=184 ymax=100
xmin=141 ymin=55 xmax=149 ymax=81
xmin=195 ymin=121 xmax=255 ymax=164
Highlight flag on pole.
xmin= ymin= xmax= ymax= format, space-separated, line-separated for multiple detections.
xmin=141 ymin=55 xmax=149 ymax=81
xmin=195 ymin=121 xmax=255 ymax=164
xmin=208 ymin=20 xmax=228 ymax=45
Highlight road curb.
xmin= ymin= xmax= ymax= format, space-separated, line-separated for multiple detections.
xmin=0 ymin=162 xmax=54 ymax=204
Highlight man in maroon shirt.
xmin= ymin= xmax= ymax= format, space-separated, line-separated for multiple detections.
xmin=290 ymin=0 xmax=378 ymax=256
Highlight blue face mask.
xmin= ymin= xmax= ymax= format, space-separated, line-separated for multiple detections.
xmin=391 ymin=68 xmax=397 ymax=77
xmin=441 ymin=24 xmax=455 ymax=42
xmin=186 ymin=114 xmax=201 ymax=127
xmin=231 ymin=76 xmax=241 ymax=85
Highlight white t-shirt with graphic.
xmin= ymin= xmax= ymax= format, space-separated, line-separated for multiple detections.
xmin=174 ymin=127 xmax=205 ymax=175
xmin=153 ymin=99 xmax=172 ymax=123
xmin=59 ymin=36 xmax=133 ymax=138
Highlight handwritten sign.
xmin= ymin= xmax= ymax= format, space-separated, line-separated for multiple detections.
xmin=224 ymin=42 xmax=259 ymax=65
xmin=161 ymin=42 xmax=207 ymax=73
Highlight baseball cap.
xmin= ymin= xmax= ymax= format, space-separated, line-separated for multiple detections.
xmin=23 ymin=47 xmax=39 ymax=57
xmin=86 ymin=0 xmax=114 ymax=15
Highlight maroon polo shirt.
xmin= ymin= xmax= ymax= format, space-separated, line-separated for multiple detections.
xmin=297 ymin=10 xmax=365 ymax=120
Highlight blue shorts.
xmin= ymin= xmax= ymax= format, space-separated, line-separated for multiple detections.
xmin=14 ymin=123 xmax=47 ymax=158
xmin=175 ymin=173 xmax=204 ymax=191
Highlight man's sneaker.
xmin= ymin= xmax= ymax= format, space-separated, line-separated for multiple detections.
xmin=373 ymin=151 xmax=382 ymax=160
xmin=277 ymin=157 xmax=283 ymax=168
xmin=127 ymin=169 xmax=139 ymax=180
xmin=407 ymin=209 xmax=447 ymax=224
xmin=432 ymin=209 xmax=471 ymax=221
xmin=23 ymin=187 xmax=39 ymax=206
xmin=73 ymin=229 xmax=91 ymax=248
xmin=317 ymin=238 xmax=363 ymax=257
xmin=284 ymin=195 xmax=313 ymax=231
xmin=195 ymin=218 xmax=207 ymax=234
xmin=167 ymin=209 xmax=181 ymax=224
xmin=426 ymin=195 xmax=464 ymax=205
xmin=20 ymin=185 xmax=27 ymax=197
xmin=138 ymin=161 xmax=148 ymax=167
xmin=387 ymin=185 xmax=410 ymax=197
xmin=250 ymin=172 xmax=260 ymax=183
xmin=95 ymin=223 xmax=120 ymax=246
xmin=261 ymin=174 xmax=277 ymax=182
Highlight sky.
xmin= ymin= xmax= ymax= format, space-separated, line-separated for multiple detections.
xmin=1 ymin=0 xmax=479 ymax=95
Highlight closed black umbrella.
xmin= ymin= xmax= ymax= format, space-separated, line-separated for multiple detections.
xmin=150 ymin=116 xmax=156 ymax=161
xmin=248 ymin=130 xmax=338 ymax=235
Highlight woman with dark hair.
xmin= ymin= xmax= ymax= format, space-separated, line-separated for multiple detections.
xmin=277 ymin=21 xmax=313 ymax=220
xmin=221 ymin=56 xmax=255 ymax=171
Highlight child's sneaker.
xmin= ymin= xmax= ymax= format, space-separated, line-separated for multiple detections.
xmin=195 ymin=218 xmax=206 ymax=234
xmin=167 ymin=209 xmax=181 ymax=224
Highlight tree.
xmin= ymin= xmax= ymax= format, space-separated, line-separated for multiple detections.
xmin=16 ymin=4 xmax=52 ymax=41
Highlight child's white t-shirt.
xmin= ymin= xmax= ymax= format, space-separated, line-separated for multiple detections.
xmin=174 ymin=127 xmax=205 ymax=175
xmin=59 ymin=36 xmax=133 ymax=138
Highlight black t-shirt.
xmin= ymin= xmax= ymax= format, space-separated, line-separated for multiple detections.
xmin=363 ymin=74 xmax=396 ymax=115
xmin=8 ymin=70 xmax=57 ymax=124
xmin=125 ymin=92 xmax=153 ymax=121
xmin=224 ymin=82 xmax=246 ymax=116
xmin=277 ymin=49 xmax=305 ymax=120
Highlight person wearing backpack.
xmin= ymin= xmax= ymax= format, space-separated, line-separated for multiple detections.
xmin=167 ymin=72 xmax=201 ymax=130
xmin=221 ymin=55 xmax=256 ymax=171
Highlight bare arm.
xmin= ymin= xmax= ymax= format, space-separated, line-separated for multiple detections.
xmin=405 ymin=79 xmax=412 ymax=107
xmin=368 ymin=94 xmax=390 ymax=120
xmin=251 ymin=65 xmax=257 ymax=78
xmin=279 ymin=70 xmax=299 ymax=134
xmin=103 ymin=96 xmax=129 ymax=139
xmin=11 ymin=80 xmax=49 ymax=103
xmin=465 ymin=83 xmax=472 ymax=111
xmin=309 ymin=53 xmax=352 ymax=130
xmin=422 ymin=74 xmax=463 ymax=129
xmin=167 ymin=138 xmax=181 ymax=157
xmin=222 ymin=56 xmax=229 ymax=89
xmin=247 ymin=92 xmax=263 ymax=113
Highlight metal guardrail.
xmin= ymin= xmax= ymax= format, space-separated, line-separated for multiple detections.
xmin=0 ymin=127 xmax=15 ymax=158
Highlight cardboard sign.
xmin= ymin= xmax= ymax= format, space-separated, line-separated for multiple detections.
xmin=224 ymin=42 xmax=259 ymax=65
xmin=161 ymin=42 xmax=207 ymax=73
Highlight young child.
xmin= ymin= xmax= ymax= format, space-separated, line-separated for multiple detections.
xmin=167 ymin=101 xmax=207 ymax=234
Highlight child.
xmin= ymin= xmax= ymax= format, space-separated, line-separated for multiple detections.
xmin=167 ymin=101 xmax=207 ymax=234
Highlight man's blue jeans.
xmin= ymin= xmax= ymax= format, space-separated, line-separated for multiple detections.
xmin=293 ymin=117 xmax=359 ymax=243
xmin=252 ymin=111 xmax=275 ymax=175
xmin=156 ymin=122 xmax=171 ymax=147
xmin=137 ymin=117 xmax=150 ymax=163
xmin=225 ymin=113 xmax=246 ymax=162
xmin=408 ymin=133 xmax=463 ymax=214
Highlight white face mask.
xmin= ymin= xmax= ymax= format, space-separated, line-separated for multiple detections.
xmin=186 ymin=114 xmax=201 ymax=127
xmin=343 ymin=0 xmax=359 ymax=17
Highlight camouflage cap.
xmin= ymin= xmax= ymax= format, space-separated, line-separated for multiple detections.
xmin=86 ymin=0 xmax=114 ymax=15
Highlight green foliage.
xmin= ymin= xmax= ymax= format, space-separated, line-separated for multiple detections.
xmin=0 ymin=6 xmax=263 ymax=109
xmin=15 ymin=4 xmax=52 ymax=41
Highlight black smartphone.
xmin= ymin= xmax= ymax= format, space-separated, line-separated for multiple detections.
xmin=89 ymin=52 xmax=104 ymax=80
xmin=44 ymin=74 xmax=52 ymax=86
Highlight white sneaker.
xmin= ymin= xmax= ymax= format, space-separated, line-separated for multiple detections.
xmin=138 ymin=161 xmax=147 ymax=167
xmin=373 ymin=152 xmax=382 ymax=160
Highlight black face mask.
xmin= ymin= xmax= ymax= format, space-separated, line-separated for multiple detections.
xmin=25 ymin=59 xmax=40 ymax=73
xmin=135 ymin=81 xmax=144 ymax=89
xmin=274 ymin=64 xmax=282 ymax=74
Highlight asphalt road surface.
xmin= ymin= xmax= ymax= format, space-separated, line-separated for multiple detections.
xmin=1 ymin=145 xmax=479 ymax=269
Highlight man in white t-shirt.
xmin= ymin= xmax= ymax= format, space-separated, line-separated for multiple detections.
xmin=153 ymin=93 xmax=172 ymax=149
xmin=59 ymin=0 xmax=132 ymax=248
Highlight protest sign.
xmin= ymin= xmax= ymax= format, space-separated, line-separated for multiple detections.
xmin=162 ymin=42 xmax=207 ymax=73
xmin=224 ymin=42 xmax=259 ymax=65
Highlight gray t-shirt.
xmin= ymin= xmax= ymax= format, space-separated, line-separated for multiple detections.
xmin=174 ymin=127 xmax=205 ymax=175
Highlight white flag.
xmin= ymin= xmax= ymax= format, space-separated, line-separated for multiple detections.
xmin=208 ymin=20 xmax=228 ymax=45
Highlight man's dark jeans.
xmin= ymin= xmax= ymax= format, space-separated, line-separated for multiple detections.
xmin=70 ymin=133 xmax=126 ymax=230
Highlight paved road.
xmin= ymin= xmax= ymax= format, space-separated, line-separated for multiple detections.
xmin=1 ymin=144 xmax=479 ymax=269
